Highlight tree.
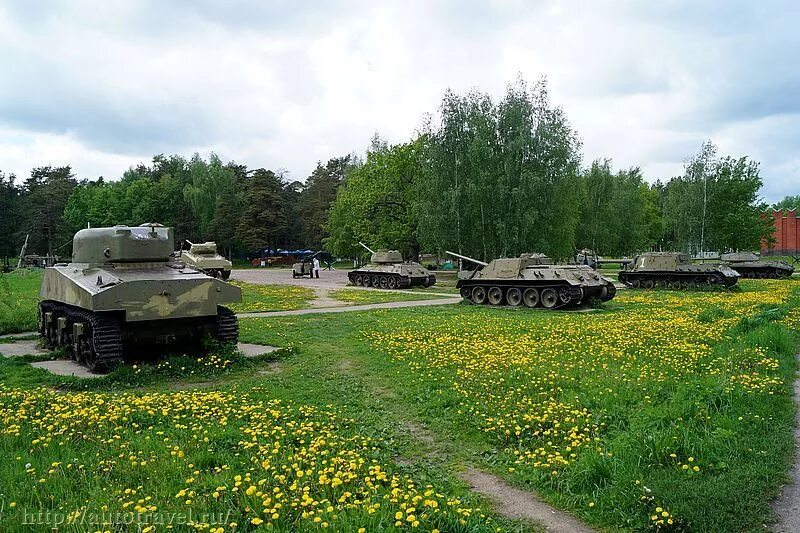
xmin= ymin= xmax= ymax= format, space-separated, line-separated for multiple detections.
xmin=0 ymin=172 xmax=22 ymax=260
xmin=236 ymin=169 xmax=288 ymax=254
xmin=325 ymin=140 xmax=422 ymax=258
xmin=22 ymin=166 xmax=77 ymax=255
xmin=773 ymin=195 xmax=800 ymax=211
xmin=183 ymin=153 xmax=237 ymax=238
xmin=416 ymin=76 xmax=582 ymax=261
xmin=297 ymin=157 xmax=352 ymax=249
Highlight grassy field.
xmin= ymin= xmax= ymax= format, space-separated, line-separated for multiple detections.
xmin=0 ymin=269 xmax=41 ymax=334
xmin=0 ymin=277 xmax=798 ymax=531
xmin=227 ymin=282 xmax=316 ymax=313
xmin=329 ymin=288 xmax=454 ymax=304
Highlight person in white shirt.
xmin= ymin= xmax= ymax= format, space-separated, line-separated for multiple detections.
xmin=312 ymin=257 xmax=320 ymax=278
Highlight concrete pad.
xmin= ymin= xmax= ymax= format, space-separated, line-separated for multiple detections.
xmin=31 ymin=360 xmax=103 ymax=379
xmin=0 ymin=340 xmax=49 ymax=357
xmin=237 ymin=342 xmax=279 ymax=358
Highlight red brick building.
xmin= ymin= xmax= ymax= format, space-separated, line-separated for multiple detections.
xmin=762 ymin=209 xmax=799 ymax=255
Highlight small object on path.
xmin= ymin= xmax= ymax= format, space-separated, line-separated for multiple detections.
xmin=237 ymin=343 xmax=279 ymax=358
xmin=31 ymin=360 xmax=103 ymax=379
xmin=0 ymin=340 xmax=49 ymax=357
xmin=461 ymin=467 xmax=596 ymax=533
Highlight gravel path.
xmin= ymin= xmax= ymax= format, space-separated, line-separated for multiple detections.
xmin=238 ymin=297 xmax=463 ymax=317
xmin=771 ymin=354 xmax=800 ymax=532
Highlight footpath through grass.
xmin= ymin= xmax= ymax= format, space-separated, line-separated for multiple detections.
xmin=0 ymin=277 xmax=798 ymax=531
xmin=329 ymin=288 xmax=453 ymax=305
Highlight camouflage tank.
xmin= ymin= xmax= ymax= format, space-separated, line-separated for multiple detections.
xmin=720 ymin=252 xmax=794 ymax=279
xmin=447 ymin=251 xmax=616 ymax=309
xmin=348 ymin=242 xmax=436 ymax=289
xmin=618 ymin=252 xmax=739 ymax=288
xmin=38 ymin=224 xmax=242 ymax=372
xmin=180 ymin=240 xmax=232 ymax=279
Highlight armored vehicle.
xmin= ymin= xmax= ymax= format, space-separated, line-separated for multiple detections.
xmin=618 ymin=252 xmax=739 ymax=288
xmin=447 ymin=251 xmax=616 ymax=309
xmin=38 ymin=224 xmax=242 ymax=372
xmin=180 ymin=240 xmax=232 ymax=279
xmin=348 ymin=242 xmax=435 ymax=289
xmin=720 ymin=252 xmax=794 ymax=279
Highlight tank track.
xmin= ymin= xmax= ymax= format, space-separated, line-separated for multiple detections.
xmin=216 ymin=306 xmax=239 ymax=344
xmin=457 ymin=281 xmax=612 ymax=310
xmin=732 ymin=267 xmax=792 ymax=279
xmin=618 ymin=271 xmax=736 ymax=288
xmin=38 ymin=301 xmax=123 ymax=372
xmin=348 ymin=271 xmax=431 ymax=289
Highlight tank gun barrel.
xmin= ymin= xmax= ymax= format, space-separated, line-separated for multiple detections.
xmin=446 ymin=250 xmax=488 ymax=267
xmin=358 ymin=242 xmax=376 ymax=255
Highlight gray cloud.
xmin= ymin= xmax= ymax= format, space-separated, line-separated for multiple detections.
xmin=0 ymin=0 xmax=796 ymax=201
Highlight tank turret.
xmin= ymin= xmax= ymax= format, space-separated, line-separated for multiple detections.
xmin=618 ymin=252 xmax=739 ymax=288
xmin=38 ymin=224 xmax=241 ymax=372
xmin=720 ymin=252 xmax=793 ymax=279
xmin=347 ymin=242 xmax=436 ymax=289
xmin=446 ymin=251 xmax=616 ymax=309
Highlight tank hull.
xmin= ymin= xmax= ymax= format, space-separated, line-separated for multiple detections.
xmin=721 ymin=262 xmax=793 ymax=279
xmin=618 ymin=268 xmax=739 ymax=288
xmin=348 ymin=263 xmax=436 ymax=289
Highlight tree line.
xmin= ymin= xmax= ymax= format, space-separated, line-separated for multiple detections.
xmin=0 ymin=76 xmax=794 ymax=264
xmin=0 ymin=154 xmax=350 ymax=262
xmin=328 ymin=78 xmax=780 ymax=261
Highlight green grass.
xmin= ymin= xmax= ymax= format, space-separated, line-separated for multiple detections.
xmin=329 ymin=288 xmax=454 ymax=304
xmin=227 ymin=281 xmax=315 ymax=313
xmin=0 ymin=276 xmax=798 ymax=531
xmin=0 ymin=270 xmax=41 ymax=334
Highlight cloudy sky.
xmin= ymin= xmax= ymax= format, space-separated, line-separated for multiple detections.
xmin=0 ymin=0 xmax=797 ymax=201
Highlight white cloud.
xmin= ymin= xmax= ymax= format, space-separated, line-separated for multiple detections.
xmin=0 ymin=0 xmax=796 ymax=201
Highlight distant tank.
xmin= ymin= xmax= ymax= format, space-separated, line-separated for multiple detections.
xmin=348 ymin=242 xmax=435 ymax=289
xmin=447 ymin=251 xmax=616 ymax=309
xmin=618 ymin=252 xmax=739 ymax=288
xmin=38 ymin=224 xmax=242 ymax=372
xmin=720 ymin=252 xmax=794 ymax=279
xmin=180 ymin=240 xmax=232 ymax=279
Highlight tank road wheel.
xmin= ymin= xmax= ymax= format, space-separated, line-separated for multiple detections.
xmin=540 ymin=288 xmax=558 ymax=309
xmin=387 ymin=276 xmax=398 ymax=289
xmin=523 ymin=288 xmax=539 ymax=308
xmin=506 ymin=287 xmax=523 ymax=307
xmin=558 ymin=287 xmax=572 ymax=304
xmin=471 ymin=286 xmax=488 ymax=305
xmin=354 ymin=274 xmax=363 ymax=286
xmin=379 ymin=276 xmax=389 ymax=289
xmin=368 ymin=276 xmax=377 ymax=288
xmin=642 ymin=279 xmax=655 ymax=289
xmin=460 ymin=287 xmax=472 ymax=300
xmin=487 ymin=287 xmax=504 ymax=306
xmin=631 ymin=279 xmax=641 ymax=288
xmin=758 ymin=271 xmax=768 ymax=279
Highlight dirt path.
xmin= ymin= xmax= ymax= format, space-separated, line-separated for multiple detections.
xmin=238 ymin=297 xmax=462 ymax=318
xmin=770 ymin=354 xmax=800 ymax=532
xmin=310 ymin=288 xmax=348 ymax=308
xmin=462 ymin=468 xmax=596 ymax=533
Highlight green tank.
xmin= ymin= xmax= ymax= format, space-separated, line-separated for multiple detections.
xmin=720 ymin=252 xmax=794 ymax=279
xmin=447 ymin=251 xmax=616 ymax=309
xmin=618 ymin=252 xmax=739 ymax=288
xmin=348 ymin=242 xmax=435 ymax=289
xmin=38 ymin=224 xmax=242 ymax=372
xmin=180 ymin=240 xmax=232 ymax=279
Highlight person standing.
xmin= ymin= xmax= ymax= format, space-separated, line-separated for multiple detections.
xmin=312 ymin=256 xmax=320 ymax=279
